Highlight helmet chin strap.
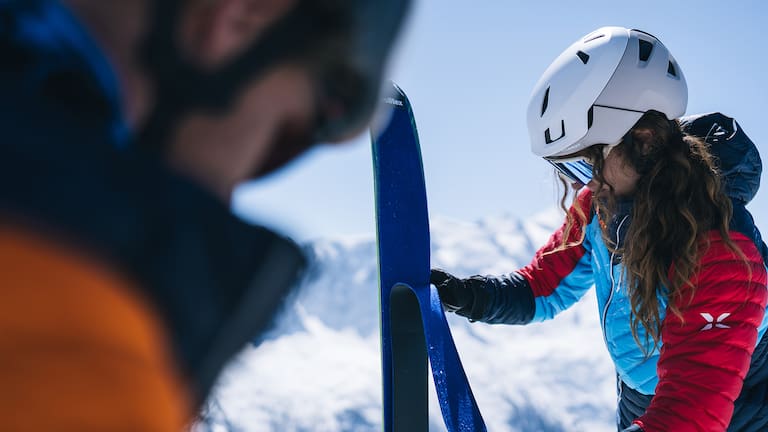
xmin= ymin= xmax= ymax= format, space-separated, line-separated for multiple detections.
xmin=135 ymin=0 xmax=348 ymax=154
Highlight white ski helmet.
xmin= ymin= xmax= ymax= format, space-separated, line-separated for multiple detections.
xmin=527 ymin=26 xmax=687 ymax=158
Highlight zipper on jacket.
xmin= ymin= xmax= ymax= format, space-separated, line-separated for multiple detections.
xmin=602 ymin=215 xmax=629 ymax=347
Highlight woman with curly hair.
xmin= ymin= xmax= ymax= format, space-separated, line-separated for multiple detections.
xmin=431 ymin=27 xmax=768 ymax=431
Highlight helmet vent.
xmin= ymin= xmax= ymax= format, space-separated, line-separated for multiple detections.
xmin=576 ymin=50 xmax=590 ymax=64
xmin=541 ymin=86 xmax=550 ymax=116
xmin=584 ymin=33 xmax=605 ymax=43
xmin=638 ymin=39 xmax=653 ymax=62
xmin=544 ymin=120 xmax=565 ymax=144
xmin=667 ymin=60 xmax=678 ymax=77
xmin=587 ymin=106 xmax=594 ymax=129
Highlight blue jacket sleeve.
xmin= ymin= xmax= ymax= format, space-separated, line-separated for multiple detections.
xmin=518 ymin=190 xmax=595 ymax=322
xmin=464 ymin=190 xmax=596 ymax=324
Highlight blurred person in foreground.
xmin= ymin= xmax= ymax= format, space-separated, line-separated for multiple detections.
xmin=0 ymin=0 xmax=410 ymax=429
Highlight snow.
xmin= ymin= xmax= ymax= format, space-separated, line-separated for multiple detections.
xmin=194 ymin=210 xmax=618 ymax=432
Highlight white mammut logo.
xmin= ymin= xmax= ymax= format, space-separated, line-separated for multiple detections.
xmin=700 ymin=312 xmax=731 ymax=331
xmin=384 ymin=97 xmax=403 ymax=106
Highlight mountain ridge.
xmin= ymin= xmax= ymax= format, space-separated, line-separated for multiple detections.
xmin=197 ymin=209 xmax=617 ymax=432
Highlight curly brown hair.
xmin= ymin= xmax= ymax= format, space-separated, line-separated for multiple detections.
xmin=557 ymin=110 xmax=744 ymax=353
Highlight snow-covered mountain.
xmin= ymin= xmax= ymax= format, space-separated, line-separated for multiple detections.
xmin=194 ymin=209 xmax=618 ymax=432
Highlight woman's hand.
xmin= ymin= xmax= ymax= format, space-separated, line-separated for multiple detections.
xmin=430 ymin=269 xmax=475 ymax=315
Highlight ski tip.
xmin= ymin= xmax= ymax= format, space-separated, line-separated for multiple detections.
xmin=382 ymin=80 xmax=408 ymax=110
xmin=370 ymin=81 xmax=409 ymax=139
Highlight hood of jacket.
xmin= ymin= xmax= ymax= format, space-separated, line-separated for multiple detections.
xmin=680 ymin=112 xmax=762 ymax=205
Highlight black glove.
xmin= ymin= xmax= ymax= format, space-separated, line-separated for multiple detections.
xmin=430 ymin=269 xmax=476 ymax=316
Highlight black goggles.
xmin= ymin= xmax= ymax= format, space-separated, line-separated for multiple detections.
xmin=312 ymin=0 xmax=412 ymax=143
xmin=140 ymin=0 xmax=411 ymax=148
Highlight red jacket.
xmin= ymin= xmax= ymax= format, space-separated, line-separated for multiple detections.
xmin=469 ymin=190 xmax=768 ymax=431
xmin=634 ymin=232 xmax=767 ymax=431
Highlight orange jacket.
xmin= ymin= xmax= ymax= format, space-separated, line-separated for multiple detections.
xmin=0 ymin=227 xmax=191 ymax=431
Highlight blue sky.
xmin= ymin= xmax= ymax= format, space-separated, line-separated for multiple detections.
xmin=234 ymin=0 xmax=768 ymax=242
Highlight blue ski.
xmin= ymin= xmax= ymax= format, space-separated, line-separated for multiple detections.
xmin=372 ymin=82 xmax=486 ymax=432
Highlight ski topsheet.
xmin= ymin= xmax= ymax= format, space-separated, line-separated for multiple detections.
xmin=372 ymin=82 xmax=486 ymax=432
